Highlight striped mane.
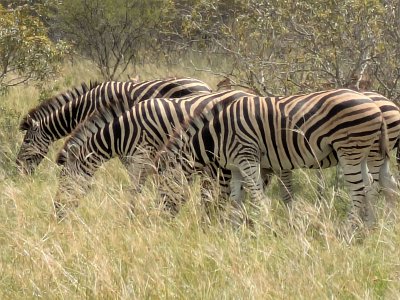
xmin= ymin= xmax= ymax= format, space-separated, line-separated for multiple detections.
xmin=19 ymin=81 xmax=100 ymax=131
xmin=56 ymin=98 xmax=127 ymax=165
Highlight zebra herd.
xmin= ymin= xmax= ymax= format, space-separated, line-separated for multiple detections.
xmin=16 ymin=77 xmax=400 ymax=232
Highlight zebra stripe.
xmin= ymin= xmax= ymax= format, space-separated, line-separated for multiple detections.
xmin=16 ymin=81 xmax=100 ymax=173
xmin=54 ymin=90 xmax=254 ymax=220
xmin=16 ymin=78 xmax=212 ymax=174
xmin=18 ymin=81 xmax=98 ymax=131
xmin=160 ymin=89 xmax=390 ymax=228
xmin=272 ymin=91 xmax=399 ymax=206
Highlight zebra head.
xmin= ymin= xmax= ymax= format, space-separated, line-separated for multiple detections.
xmin=54 ymin=143 xmax=93 ymax=220
xmin=16 ymin=115 xmax=51 ymax=175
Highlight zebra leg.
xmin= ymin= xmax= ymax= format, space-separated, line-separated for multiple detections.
xmin=261 ymin=169 xmax=294 ymax=206
xmin=359 ymin=158 xmax=378 ymax=227
xmin=229 ymin=169 xmax=247 ymax=227
xmin=378 ymin=157 xmax=399 ymax=211
xmin=363 ymin=161 xmax=379 ymax=228
xmin=54 ymin=186 xmax=82 ymax=222
xmin=121 ymin=145 xmax=157 ymax=192
xmin=334 ymin=165 xmax=344 ymax=192
xmin=260 ymin=168 xmax=296 ymax=205
xmin=278 ymin=170 xmax=294 ymax=205
xmin=203 ymin=165 xmax=246 ymax=225
xmin=197 ymin=164 xmax=229 ymax=224
xmin=241 ymin=167 xmax=266 ymax=205
xmin=120 ymin=154 xmax=154 ymax=215
xmin=54 ymin=168 xmax=89 ymax=221
xmin=364 ymin=156 xmax=398 ymax=222
xmin=239 ymin=160 xmax=272 ymax=226
xmin=364 ymin=158 xmax=384 ymax=224
xmin=316 ymin=169 xmax=324 ymax=200
xmin=120 ymin=145 xmax=158 ymax=214
xmin=261 ymin=168 xmax=274 ymax=187
xmin=210 ymin=167 xmax=233 ymax=220
xmin=157 ymin=152 xmax=195 ymax=216
xmin=339 ymin=157 xmax=371 ymax=230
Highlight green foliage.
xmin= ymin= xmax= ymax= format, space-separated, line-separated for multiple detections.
xmin=0 ymin=3 xmax=68 ymax=92
xmin=0 ymin=103 xmax=19 ymax=176
xmin=173 ymin=0 xmax=400 ymax=97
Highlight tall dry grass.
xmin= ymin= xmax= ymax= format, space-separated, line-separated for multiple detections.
xmin=1 ymin=60 xmax=399 ymax=299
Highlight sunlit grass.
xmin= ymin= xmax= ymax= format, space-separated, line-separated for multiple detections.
xmin=1 ymin=60 xmax=400 ymax=299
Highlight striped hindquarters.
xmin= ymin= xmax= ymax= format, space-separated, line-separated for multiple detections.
xmin=161 ymin=89 xmax=387 ymax=226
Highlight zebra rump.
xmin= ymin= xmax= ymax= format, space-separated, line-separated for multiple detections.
xmin=159 ymin=89 xmax=391 ymax=228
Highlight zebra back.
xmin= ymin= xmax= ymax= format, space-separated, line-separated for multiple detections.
xmin=60 ymin=89 xmax=252 ymax=161
xmin=17 ymin=77 xmax=212 ymax=174
xmin=157 ymin=89 xmax=390 ymax=228
xmin=54 ymin=89 xmax=257 ymax=220
xmin=56 ymin=98 xmax=127 ymax=166
xmin=19 ymin=81 xmax=100 ymax=131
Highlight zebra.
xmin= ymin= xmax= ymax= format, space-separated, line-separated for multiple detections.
xmin=157 ymin=89 xmax=391 ymax=229
xmin=16 ymin=77 xmax=212 ymax=174
xmin=16 ymin=81 xmax=100 ymax=173
xmin=264 ymin=91 xmax=400 ymax=213
xmin=53 ymin=90 xmax=255 ymax=220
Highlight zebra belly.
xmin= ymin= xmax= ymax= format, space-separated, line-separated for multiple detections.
xmin=260 ymin=144 xmax=333 ymax=170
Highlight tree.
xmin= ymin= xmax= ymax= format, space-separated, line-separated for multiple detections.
xmin=372 ymin=0 xmax=400 ymax=101
xmin=56 ymin=0 xmax=173 ymax=80
xmin=0 ymin=3 xmax=67 ymax=92
xmin=169 ymin=0 xmax=399 ymax=97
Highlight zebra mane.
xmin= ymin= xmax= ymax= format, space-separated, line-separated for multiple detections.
xmin=19 ymin=80 xmax=101 ymax=131
xmin=56 ymin=98 xmax=127 ymax=165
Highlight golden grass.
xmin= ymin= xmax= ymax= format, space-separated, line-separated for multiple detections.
xmin=1 ymin=61 xmax=400 ymax=299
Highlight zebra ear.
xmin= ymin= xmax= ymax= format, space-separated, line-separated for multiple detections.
xmin=19 ymin=115 xmax=38 ymax=131
xmin=19 ymin=116 xmax=31 ymax=131
xmin=128 ymin=74 xmax=140 ymax=83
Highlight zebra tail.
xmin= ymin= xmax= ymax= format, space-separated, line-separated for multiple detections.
xmin=379 ymin=119 xmax=390 ymax=160
xmin=396 ymin=136 xmax=400 ymax=172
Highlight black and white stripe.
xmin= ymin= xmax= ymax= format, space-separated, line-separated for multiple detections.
xmin=16 ymin=78 xmax=212 ymax=174
xmin=160 ymin=89 xmax=391 ymax=227
xmin=54 ymin=90 xmax=254 ymax=219
xmin=270 ymin=91 xmax=399 ymax=207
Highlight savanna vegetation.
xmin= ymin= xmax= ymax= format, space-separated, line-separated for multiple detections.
xmin=1 ymin=0 xmax=400 ymax=298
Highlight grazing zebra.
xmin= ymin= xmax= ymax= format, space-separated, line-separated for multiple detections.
xmin=264 ymin=91 xmax=400 ymax=208
xmin=158 ymin=89 xmax=391 ymax=228
xmin=16 ymin=78 xmax=212 ymax=174
xmin=54 ymin=90 xmax=254 ymax=220
xmin=16 ymin=81 xmax=100 ymax=173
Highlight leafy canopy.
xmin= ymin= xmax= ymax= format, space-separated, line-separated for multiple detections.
xmin=0 ymin=3 xmax=68 ymax=92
